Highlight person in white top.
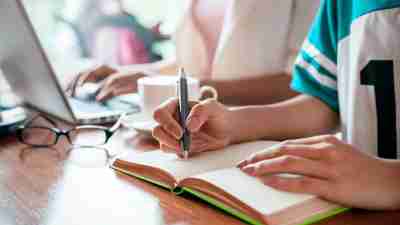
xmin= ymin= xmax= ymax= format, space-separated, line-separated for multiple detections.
xmin=67 ymin=0 xmax=320 ymax=105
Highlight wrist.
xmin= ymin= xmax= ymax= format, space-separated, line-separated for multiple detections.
xmin=225 ymin=107 xmax=243 ymax=145
xmin=226 ymin=106 xmax=265 ymax=144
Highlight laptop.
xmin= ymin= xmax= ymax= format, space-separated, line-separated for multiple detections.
xmin=0 ymin=0 xmax=140 ymax=124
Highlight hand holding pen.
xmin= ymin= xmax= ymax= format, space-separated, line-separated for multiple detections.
xmin=152 ymin=69 xmax=232 ymax=158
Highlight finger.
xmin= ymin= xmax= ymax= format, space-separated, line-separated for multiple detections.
xmin=153 ymin=99 xmax=183 ymax=139
xmin=188 ymin=134 xmax=205 ymax=146
xmin=241 ymin=155 xmax=332 ymax=179
xmin=96 ymin=83 xmax=117 ymax=101
xmin=152 ymin=126 xmax=180 ymax=151
xmin=174 ymin=132 xmax=222 ymax=158
xmin=110 ymin=88 xmax=134 ymax=98
xmin=237 ymin=144 xmax=323 ymax=168
xmin=96 ymin=74 xmax=136 ymax=101
xmin=77 ymin=65 xmax=117 ymax=86
xmin=262 ymin=175 xmax=329 ymax=196
xmin=161 ymin=145 xmax=190 ymax=159
xmin=237 ymin=144 xmax=281 ymax=168
xmin=285 ymin=135 xmax=340 ymax=145
xmin=66 ymin=65 xmax=113 ymax=92
xmin=160 ymin=138 xmax=208 ymax=158
xmin=186 ymin=99 xmax=220 ymax=132
xmin=160 ymin=143 xmax=178 ymax=153
xmin=75 ymin=70 xmax=94 ymax=87
xmin=96 ymin=89 xmax=115 ymax=101
xmin=191 ymin=131 xmax=228 ymax=152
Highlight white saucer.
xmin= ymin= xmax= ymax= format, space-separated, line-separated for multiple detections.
xmin=120 ymin=113 xmax=158 ymax=135
xmin=130 ymin=120 xmax=158 ymax=135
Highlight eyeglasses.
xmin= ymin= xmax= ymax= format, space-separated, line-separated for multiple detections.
xmin=16 ymin=114 xmax=124 ymax=148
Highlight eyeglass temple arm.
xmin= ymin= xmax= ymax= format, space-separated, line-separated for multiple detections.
xmin=109 ymin=113 xmax=126 ymax=133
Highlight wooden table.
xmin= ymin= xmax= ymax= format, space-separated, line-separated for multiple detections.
xmin=1 ymin=124 xmax=400 ymax=225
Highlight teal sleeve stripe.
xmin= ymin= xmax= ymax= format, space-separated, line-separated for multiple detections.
xmin=308 ymin=0 xmax=400 ymax=62
xmin=300 ymin=50 xmax=337 ymax=81
xmin=337 ymin=0 xmax=400 ymax=41
xmin=308 ymin=0 xmax=337 ymax=65
xmin=355 ymin=1 xmax=400 ymax=20
xmin=291 ymin=66 xmax=339 ymax=113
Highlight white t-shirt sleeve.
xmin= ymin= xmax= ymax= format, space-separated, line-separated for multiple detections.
xmin=288 ymin=0 xmax=321 ymax=51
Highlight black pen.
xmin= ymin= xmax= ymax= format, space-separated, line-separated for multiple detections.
xmin=177 ymin=68 xmax=190 ymax=159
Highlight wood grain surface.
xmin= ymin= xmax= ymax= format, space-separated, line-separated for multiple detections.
xmin=0 ymin=121 xmax=399 ymax=225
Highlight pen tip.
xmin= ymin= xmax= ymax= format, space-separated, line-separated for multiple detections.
xmin=183 ymin=151 xmax=189 ymax=160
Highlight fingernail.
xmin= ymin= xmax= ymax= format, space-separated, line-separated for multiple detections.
xmin=173 ymin=128 xmax=183 ymax=139
xmin=177 ymin=130 xmax=183 ymax=139
xmin=97 ymin=92 xmax=107 ymax=101
xmin=96 ymin=93 xmax=104 ymax=101
xmin=175 ymin=126 xmax=183 ymax=138
xmin=236 ymin=160 xmax=248 ymax=168
xmin=241 ymin=166 xmax=255 ymax=175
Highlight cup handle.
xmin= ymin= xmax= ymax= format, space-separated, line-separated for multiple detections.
xmin=199 ymin=86 xmax=218 ymax=100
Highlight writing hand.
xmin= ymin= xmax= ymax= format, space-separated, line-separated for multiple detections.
xmin=152 ymin=98 xmax=234 ymax=157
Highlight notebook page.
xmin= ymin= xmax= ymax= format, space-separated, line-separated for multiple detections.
xmin=117 ymin=141 xmax=278 ymax=181
xmin=192 ymin=168 xmax=314 ymax=216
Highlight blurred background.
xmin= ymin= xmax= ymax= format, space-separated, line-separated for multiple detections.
xmin=1 ymin=0 xmax=185 ymax=123
xmin=21 ymin=0 xmax=183 ymax=67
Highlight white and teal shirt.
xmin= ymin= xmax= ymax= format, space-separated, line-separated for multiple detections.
xmin=292 ymin=0 xmax=400 ymax=159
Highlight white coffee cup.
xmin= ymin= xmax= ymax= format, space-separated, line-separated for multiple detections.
xmin=137 ymin=76 xmax=218 ymax=120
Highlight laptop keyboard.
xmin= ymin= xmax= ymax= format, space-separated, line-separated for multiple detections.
xmin=69 ymin=97 xmax=112 ymax=113
xmin=68 ymin=95 xmax=140 ymax=115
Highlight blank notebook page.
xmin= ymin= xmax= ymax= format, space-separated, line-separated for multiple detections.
xmin=192 ymin=168 xmax=314 ymax=215
xmin=118 ymin=141 xmax=278 ymax=180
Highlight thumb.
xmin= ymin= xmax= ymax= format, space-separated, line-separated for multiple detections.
xmin=186 ymin=99 xmax=219 ymax=132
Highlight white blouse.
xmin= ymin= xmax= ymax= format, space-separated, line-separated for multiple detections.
xmin=174 ymin=0 xmax=320 ymax=80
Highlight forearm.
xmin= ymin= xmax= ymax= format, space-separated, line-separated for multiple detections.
xmin=200 ymin=73 xmax=298 ymax=105
xmin=227 ymin=95 xmax=339 ymax=143
xmin=383 ymin=159 xmax=400 ymax=210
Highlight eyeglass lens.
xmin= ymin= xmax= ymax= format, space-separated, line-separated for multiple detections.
xmin=21 ymin=127 xmax=57 ymax=146
xmin=69 ymin=127 xmax=108 ymax=146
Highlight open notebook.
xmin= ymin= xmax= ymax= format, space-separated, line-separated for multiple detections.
xmin=111 ymin=141 xmax=348 ymax=225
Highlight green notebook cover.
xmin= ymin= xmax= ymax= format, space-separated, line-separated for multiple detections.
xmin=111 ymin=166 xmax=349 ymax=225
